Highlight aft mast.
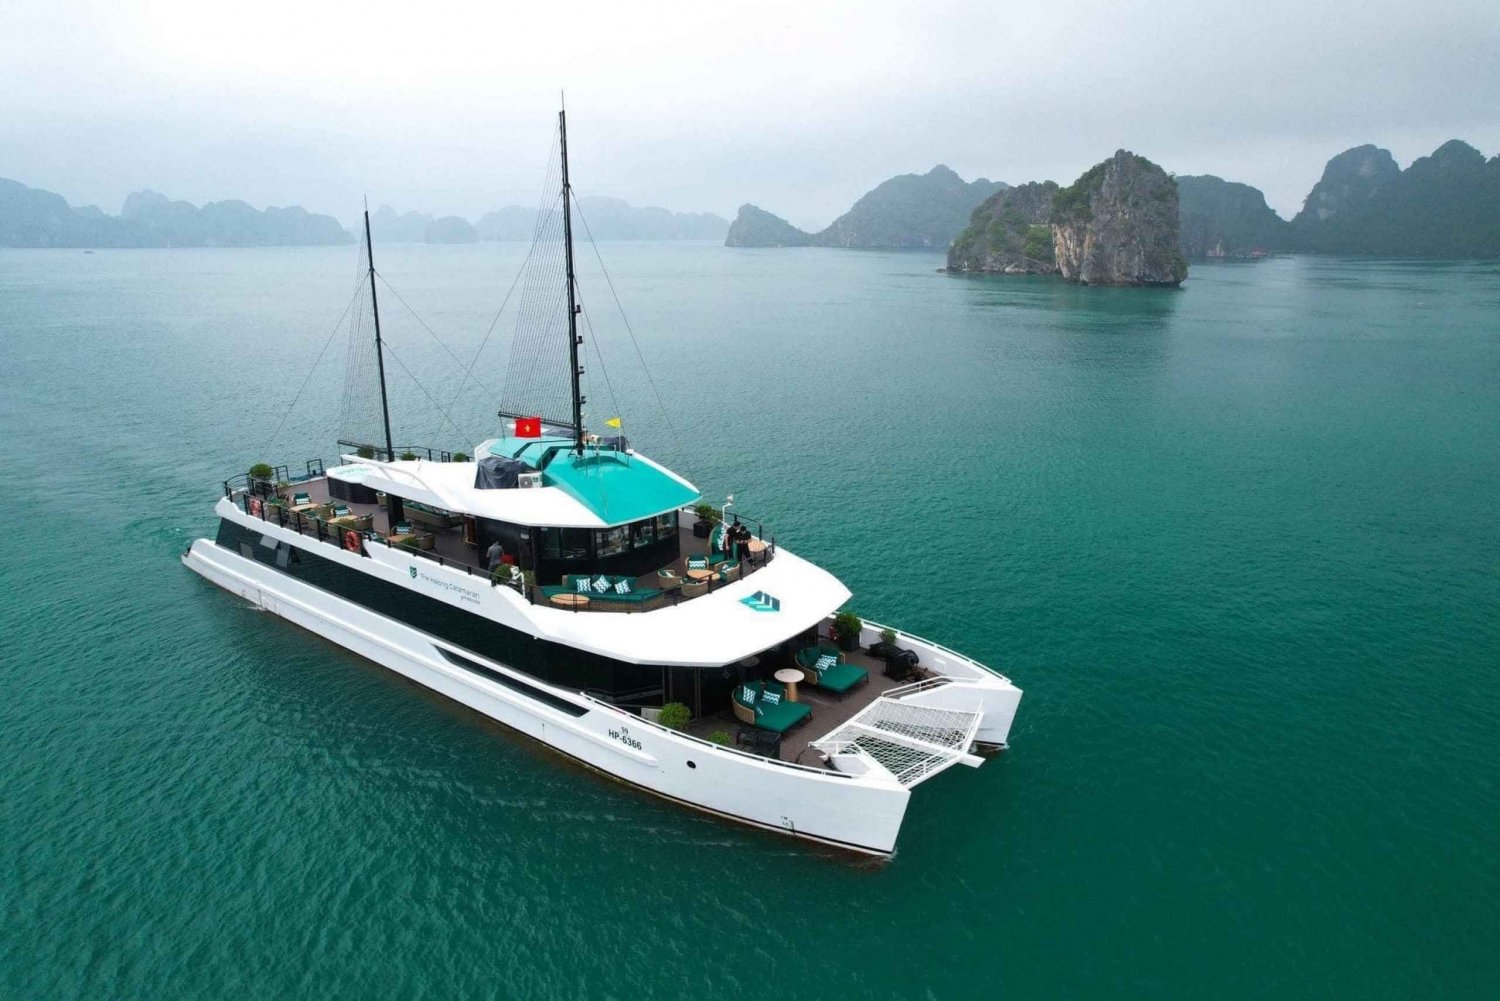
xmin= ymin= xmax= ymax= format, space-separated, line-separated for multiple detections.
xmin=362 ymin=204 xmax=404 ymax=524
xmin=559 ymin=106 xmax=586 ymax=454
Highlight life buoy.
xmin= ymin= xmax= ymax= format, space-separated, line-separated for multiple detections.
xmin=248 ymin=497 xmax=263 ymax=517
xmin=343 ymin=530 xmax=362 ymax=553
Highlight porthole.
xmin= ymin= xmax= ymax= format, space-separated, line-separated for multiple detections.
xmin=686 ymin=760 xmax=696 ymax=769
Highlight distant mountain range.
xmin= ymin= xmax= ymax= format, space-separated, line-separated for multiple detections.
xmin=726 ymin=165 xmax=1005 ymax=249
xmin=0 ymin=181 xmax=730 ymax=248
xmin=8 ymin=139 xmax=1498 ymax=257
xmin=369 ymin=196 xmax=729 ymax=244
xmin=728 ymin=140 xmax=1500 ymax=261
xmin=1180 ymin=140 xmax=1500 ymax=258
xmin=0 ymin=179 xmax=352 ymax=248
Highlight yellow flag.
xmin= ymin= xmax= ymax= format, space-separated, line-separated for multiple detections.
xmin=605 ymin=417 xmax=622 ymax=428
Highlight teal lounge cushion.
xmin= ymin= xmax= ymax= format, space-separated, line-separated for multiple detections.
xmin=814 ymin=663 xmax=869 ymax=694
xmin=752 ymin=699 xmax=811 ymax=733
xmin=796 ymin=645 xmax=840 ymax=670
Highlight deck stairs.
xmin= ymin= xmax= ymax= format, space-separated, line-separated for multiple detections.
xmin=811 ymin=685 xmax=984 ymax=787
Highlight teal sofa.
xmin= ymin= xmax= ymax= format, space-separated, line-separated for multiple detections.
xmin=732 ymin=681 xmax=811 ymax=734
xmin=540 ymin=574 xmax=663 ymax=608
xmin=795 ymin=645 xmax=870 ymax=697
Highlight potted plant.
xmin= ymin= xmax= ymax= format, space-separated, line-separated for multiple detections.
xmin=248 ymin=462 xmax=275 ymax=497
xmin=709 ymin=730 xmax=732 ymax=746
xmin=400 ymin=451 xmax=419 ymax=461
xmin=356 ymin=445 xmax=375 ymax=459
xmin=658 ymin=702 xmax=691 ymax=731
xmin=452 ymin=451 xmax=469 ymax=462
xmin=832 ymin=611 xmax=863 ymax=652
xmin=692 ymin=502 xmax=718 ymax=539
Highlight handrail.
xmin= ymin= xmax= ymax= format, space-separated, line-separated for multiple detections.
xmin=884 ymin=676 xmax=954 ymax=699
xmin=337 ymin=439 xmax=460 ymax=463
xmin=863 ymin=617 xmax=1011 ymax=683
xmin=579 ymin=694 xmax=853 ymax=778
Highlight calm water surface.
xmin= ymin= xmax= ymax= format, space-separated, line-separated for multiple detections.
xmin=2 ymin=244 xmax=1497 ymax=998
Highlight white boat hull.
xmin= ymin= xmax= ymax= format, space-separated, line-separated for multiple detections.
xmin=183 ymin=539 xmax=912 ymax=855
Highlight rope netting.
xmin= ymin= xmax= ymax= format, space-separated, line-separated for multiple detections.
xmin=814 ymin=699 xmax=983 ymax=786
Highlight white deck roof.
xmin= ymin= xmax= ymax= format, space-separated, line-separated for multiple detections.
xmin=523 ymin=546 xmax=851 ymax=667
xmin=328 ymin=454 xmax=692 ymax=529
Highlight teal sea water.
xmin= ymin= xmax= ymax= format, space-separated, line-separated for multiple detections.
xmin=2 ymin=244 xmax=1497 ymax=998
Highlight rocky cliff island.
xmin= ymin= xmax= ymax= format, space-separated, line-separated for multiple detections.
xmin=948 ymin=151 xmax=1187 ymax=286
xmin=945 ymin=182 xmax=1059 ymax=274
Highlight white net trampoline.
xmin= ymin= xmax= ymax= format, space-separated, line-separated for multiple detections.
xmin=812 ymin=698 xmax=983 ymax=787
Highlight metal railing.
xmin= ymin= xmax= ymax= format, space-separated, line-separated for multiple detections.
xmin=337 ymin=439 xmax=466 ymax=463
xmin=862 ymin=618 xmax=1012 ymax=684
xmin=224 ymin=470 xmax=787 ymax=615
xmin=230 ymin=487 xmax=496 ymax=579
xmin=884 ymin=676 xmax=953 ymax=700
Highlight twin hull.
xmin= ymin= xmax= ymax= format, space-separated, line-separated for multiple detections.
xmin=183 ymin=536 xmax=911 ymax=855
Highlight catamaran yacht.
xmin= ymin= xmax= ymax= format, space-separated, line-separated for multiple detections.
xmin=183 ymin=110 xmax=1021 ymax=856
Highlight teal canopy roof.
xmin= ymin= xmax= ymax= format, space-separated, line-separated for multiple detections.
xmin=489 ymin=436 xmax=577 ymax=469
xmin=488 ymin=436 xmax=700 ymax=524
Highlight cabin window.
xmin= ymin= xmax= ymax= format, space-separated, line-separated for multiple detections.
xmin=539 ymin=526 xmax=590 ymax=560
xmin=596 ymin=526 xmax=629 ymax=557
xmin=630 ymin=519 xmax=656 ymax=548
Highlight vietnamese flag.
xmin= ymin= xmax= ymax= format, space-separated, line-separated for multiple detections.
xmin=514 ymin=416 xmax=542 ymax=438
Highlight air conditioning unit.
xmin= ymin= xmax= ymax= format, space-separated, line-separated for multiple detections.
xmin=517 ymin=472 xmax=543 ymax=490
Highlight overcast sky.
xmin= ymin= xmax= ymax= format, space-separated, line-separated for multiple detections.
xmin=4 ymin=0 xmax=1498 ymax=228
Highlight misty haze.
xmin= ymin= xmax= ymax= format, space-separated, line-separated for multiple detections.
xmin=3 ymin=4 xmax=1499 ymax=1001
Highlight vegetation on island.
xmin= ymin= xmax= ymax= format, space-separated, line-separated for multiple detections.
xmin=1289 ymin=140 xmax=1500 ymax=257
xmin=946 ymin=182 xmax=1060 ymax=275
xmin=948 ymin=151 xmax=1187 ymax=286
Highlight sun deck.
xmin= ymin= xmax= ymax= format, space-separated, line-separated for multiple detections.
xmin=681 ymin=648 xmax=915 ymax=765
xmin=229 ymin=473 xmax=775 ymax=612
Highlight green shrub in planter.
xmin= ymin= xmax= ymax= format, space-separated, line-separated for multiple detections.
xmin=453 ymin=452 xmax=469 ymax=462
xmin=395 ymin=535 xmax=423 ymax=551
xmin=400 ymin=451 xmax=418 ymax=461
xmin=709 ymin=730 xmax=732 ymax=746
xmin=356 ymin=445 xmax=375 ymax=459
xmin=658 ymin=702 xmax=691 ymax=731
xmin=692 ymin=502 xmax=720 ymax=524
xmin=879 ymin=627 xmax=897 ymax=647
xmin=833 ymin=610 xmax=863 ymax=651
xmin=248 ymin=463 xmax=274 ymax=480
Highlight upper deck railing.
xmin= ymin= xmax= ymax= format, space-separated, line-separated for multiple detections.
xmin=335 ymin=439 xmax=467 ymax=463
xmin=222 ymin=460 xmax=779 ymax=613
